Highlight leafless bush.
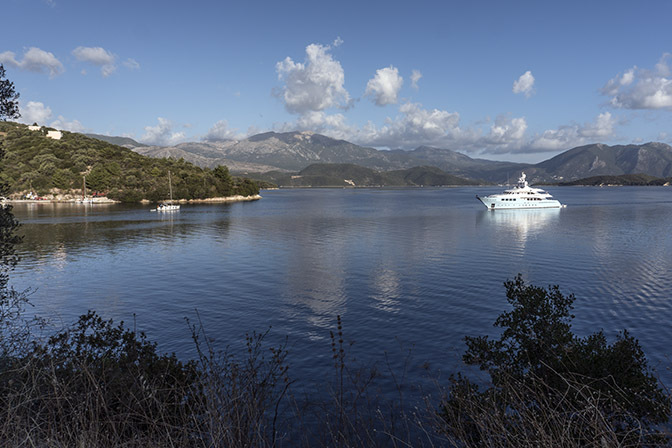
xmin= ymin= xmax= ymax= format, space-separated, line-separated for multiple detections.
xmin=437 ymin=365 xmax=672 ymax=448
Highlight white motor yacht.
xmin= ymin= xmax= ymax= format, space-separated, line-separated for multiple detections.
xmin=476 ymin=172 xmax=565 ymax=210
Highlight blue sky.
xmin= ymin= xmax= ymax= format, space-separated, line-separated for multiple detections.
xmin=2 ymin=0 xmax=672 ymax=163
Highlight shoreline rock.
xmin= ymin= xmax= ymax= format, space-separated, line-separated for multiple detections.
xmin=181 ymin=194 xmax=262 ymax=203
xmin=4 ymin=194 xmax=262 ymax=204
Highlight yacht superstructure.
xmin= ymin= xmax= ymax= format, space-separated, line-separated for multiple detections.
xmin=476 ymin=172 xmax=564 ymax=210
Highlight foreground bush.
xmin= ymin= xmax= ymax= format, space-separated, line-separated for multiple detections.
xmin=0 ymin=312 xmax=200 ymax=446
xmin=439 ymin=275 xmax=671 ymax=447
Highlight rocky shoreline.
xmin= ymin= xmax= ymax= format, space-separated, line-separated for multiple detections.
xmin=4 ymin=194 xmax=262 ymax=204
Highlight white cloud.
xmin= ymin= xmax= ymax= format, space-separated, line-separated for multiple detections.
xmin=203 ymin=120 xmax=242 ymax=141
xmin=578 ymin=112 xmax=615 ymax=139
xmin=528 ymin=112 xmax=616 ymax=152
xmin=273 ymin=111 xmax=354 ymax=140
xmin=50 ymin=116 xmax=85 ymax=132
xmin=298 ymin=111 xmax=349 ymax=133
xmin=141 ymin=118 xmax=186 ymax=146
xmin=19 ymin=101 xmax=52 ymax=124
xmin=72 ymin=46 xmax=115 ymax=66
xmin=512 ymin=70 xmax=535 ymax=98
xmin=0 ymin=47 xmax=63 ymax=78
xmin=603 ymin=54 xmax=672 ymax=110
xmin=123 ymin=58 xmax=140 ymax=70
xmin=483 ymin=116 xmax=528 ymax=145
xmin=365 ymin=66 xmax=403 ymax=106
xmin=410 ymin=70 xmax=422 ymax=90
xmin=352 ymin=102 xmax=466 ymax=149
xmin=333 ymin=36 xmax=344 ymax=47
xmin=279 ymin=101 xmax=617 ymax=156
xmin=19 ymin=100 xmax=85 ymax=132
xmin=275 ymin=43 xmax=351 ymax=114
xmin=72 ymin=46 xmax=117 ymax=77
xmin=275 ymin=102 xmax=527 ymax=152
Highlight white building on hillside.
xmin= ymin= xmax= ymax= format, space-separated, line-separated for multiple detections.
xmin=27 ymin=125 xmax=62 ymax=140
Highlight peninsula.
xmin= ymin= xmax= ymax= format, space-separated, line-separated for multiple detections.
xmin=0 ymin=122 xmax=260 ymax=203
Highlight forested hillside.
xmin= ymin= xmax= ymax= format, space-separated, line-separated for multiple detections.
xmin=559 ymin=174 xmax=672 ymax=186
xmin=0 ymin=122 xmax=258 ymax=202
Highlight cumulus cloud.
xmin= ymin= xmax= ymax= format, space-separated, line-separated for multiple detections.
xmin=483 ymin=116 xmax=528 ymax=146
xmin=298 ymin=111 xmax=349 ymax=133
xmin=512 ymin=70 xmax=535 ymax=97
xmin=365 ymin=66 xmax=403 ymax=106
xmin=0 ymin=47 xmax=63 ymax=78
xmin=352 ymin=102 xmax=466 ymax=149
xmin=275 ymin=101 xmax=528 ymax=152
xmin=72 ymin=46 xmax=117 ymax=77
xmin=528 ymin=112 xmax=616 ymax=152
xmin=51 ymin=116 xmax=85 ymax=132
xmin=279 ymin=100 xmax=617 ymax=156
xmin=203 ymin=120 xmax=243 ymax=141
xmin=577 ymin=112 xmax=615 ymax=139
xmin=19 ymin=101 xmax=53 ymax=124
xmin=410 ymin=70 xmax=422 ymax=90
xmin=273 ymin=111 xmax=354 ymax=140
xmin=19 ymin=100 xmax=86 ymax=132
xmin=603 ymin=53 xmax=672 ymax=110
xmin=275 ymin=43 xmax=351 ymax=114
xmin=141 ymin=118 xmax=186 ymax=146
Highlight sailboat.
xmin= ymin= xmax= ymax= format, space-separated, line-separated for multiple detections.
xmin=76 ymin=175 xmax=93 ymax=204
xmin=155 ymin=171 xmax=180 ymax=211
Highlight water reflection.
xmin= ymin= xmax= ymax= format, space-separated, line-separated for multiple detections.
xmin=283 ymin=217 xmax=348 ymax=330
xmin=477 ymin=208 xmax=561 ymax=245
xmin=12 ymin=203 xmax=232 ymax=263
xmin=371 ymin=268 xmax=401 ymax=313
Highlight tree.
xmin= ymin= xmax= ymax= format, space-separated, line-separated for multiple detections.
xmin=213 ymin=165 xmax=233 ymax=196
xmin=440 ymin=275 xmax=671 ymax=447
xmin=0 ymin=109 xmax=27 ymax=357
xmin=0 ymin=64 xmax=20 ymax=121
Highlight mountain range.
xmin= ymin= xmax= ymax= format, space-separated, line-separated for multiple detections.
xmin=86 ymin=132 xmax=672 ymax=183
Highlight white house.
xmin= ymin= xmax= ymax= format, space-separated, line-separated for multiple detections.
xmin=27 ymin=125 xmax=62 ymax=140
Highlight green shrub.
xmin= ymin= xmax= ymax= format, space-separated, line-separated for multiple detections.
xmin=439 ymin=275 xmax=671 ymax=446
xmin=0 ymin=311 xmax=202 ymax=446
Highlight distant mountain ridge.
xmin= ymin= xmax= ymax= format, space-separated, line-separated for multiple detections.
xmin=533 ymin=142 xmax=672 ymax=179
xmin=109 ymin=131 xmax=525 ymax=181
xmin=84 ymin=131 xmax=672 ymax=183
xmin=256 ymin=164 xmax=481 ymax=187
xmin=84 ymin=133 xmax=143 ymax=148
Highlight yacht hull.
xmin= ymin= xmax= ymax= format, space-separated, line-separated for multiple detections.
xmin=477 ymin=195 xmax=563 ymax=210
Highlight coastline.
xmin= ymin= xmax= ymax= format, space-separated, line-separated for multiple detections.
xmin=180 ymin=194 xmax=262 ymax=203
xmin=4 ymin=194 xmax=262 ymax=204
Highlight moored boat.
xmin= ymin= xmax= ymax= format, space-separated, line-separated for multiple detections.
xmin=153 ymin=171 xmax=180 ymax=212
xmin=476 ymin=172 xmax=565 ymax=210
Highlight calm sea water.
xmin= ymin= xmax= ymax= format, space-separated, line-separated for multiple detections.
xmin=8 ymin=186 xmax=672 ymax=391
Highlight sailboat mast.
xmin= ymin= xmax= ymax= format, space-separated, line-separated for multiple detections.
xmin=82 ymin=175 xmax=86 ymax=200
xmin=168 ymin=170 xmax=173 ymax=202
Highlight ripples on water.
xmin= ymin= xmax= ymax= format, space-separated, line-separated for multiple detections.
xmin=9 ymin=186 xmax=672 ymax=390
